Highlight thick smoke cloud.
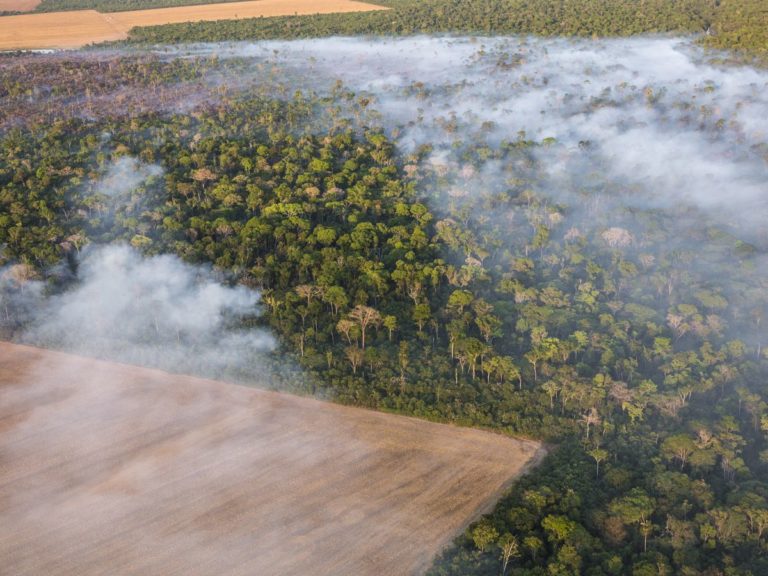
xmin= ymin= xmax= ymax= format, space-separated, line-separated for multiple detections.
xmin=1 ymin=152 xmax=273 ymax=383
xmin=176 ymin=36 xmax=768 ymax=237
xmin=15 ymin=245 xmax=275 ymax=380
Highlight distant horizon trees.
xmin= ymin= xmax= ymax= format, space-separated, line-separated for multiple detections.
xmin=125 ymin=0 xmax=768 ymax=65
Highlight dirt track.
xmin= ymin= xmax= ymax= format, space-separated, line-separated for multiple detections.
xmin=0 ymin=342 xmax=544 ymax=576
xmin=0 ymin=0 xmax=387 ymax=50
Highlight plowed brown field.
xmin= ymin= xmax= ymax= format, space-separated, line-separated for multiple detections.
xmin=0 ymin=0 xmax=387 ymax=50
xmin=0 ymin=342 xmax=544 ymax=576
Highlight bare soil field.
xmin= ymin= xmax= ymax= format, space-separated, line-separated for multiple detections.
xmin=0 ymin=0 xmax=387 ymax=50
xmin=0 ymin=342 xmax=544 ymax=576
xmin=0 ymin=0 xmax=40 ymax=11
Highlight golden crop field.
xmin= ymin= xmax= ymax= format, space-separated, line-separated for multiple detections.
xmin=0 ymin=342 xmax=544 ymax=576
xmin=0 ymin=0 xmax=387 ymax=50
xmin=0 ymin=0 xmax=40 ymax=11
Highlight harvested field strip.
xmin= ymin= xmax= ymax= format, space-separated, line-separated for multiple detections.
xmin=0 ymin=0 xmax=40 ymax=11
xmin=0 ymin=0 xmax=387 ymax=49
xmin=0 ymin=342 xmax=544 ymax=576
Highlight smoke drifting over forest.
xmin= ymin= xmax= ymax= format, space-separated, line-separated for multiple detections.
xmin=179 ymin=36 xmax=768 ymax=236
xmin=98 ymin=156 xmax=163 ymax=197
xmin=0 ymin=150 xmax=273 ymax=380
xmin=164 ymin=35 xmax=768 ymax=358
xmin=10 ymin=245 xmax=274 ymax=379
xmin=4 ymin=35 xmax=767 ymax=375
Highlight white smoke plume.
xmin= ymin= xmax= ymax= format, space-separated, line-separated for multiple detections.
xmin=97 ymin=156 xmax=163 ymax=197
xmin=16 ymin=245 xmax=275 ymax=380
xmin=170 ymin=36 xmax=768 ymax=236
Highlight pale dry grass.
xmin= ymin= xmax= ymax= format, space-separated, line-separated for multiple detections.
xmin=0 ymin=0 xmax=40 ymax=12
xmin=0 ymin=0 xmax=387 ymax=50
xmin=0 ymin=342 xmax=544 ymax=576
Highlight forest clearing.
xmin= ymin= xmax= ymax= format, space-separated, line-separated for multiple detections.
xmin=0 ymin=342 xmax=543 ymax=576
xmin=0 ymin=0 xmax=386 ymax=49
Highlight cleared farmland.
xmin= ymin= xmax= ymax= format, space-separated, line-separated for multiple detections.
xmin=0 ymin=342 xmax=544 ymax=576
xmin=0 ymin=0 xmax=40 ymax=11
xmin=0 ymin=0 xmax=387 ymax=49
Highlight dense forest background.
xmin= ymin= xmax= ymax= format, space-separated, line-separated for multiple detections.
xmin=121 ymin=0 xmax=768 ymax=65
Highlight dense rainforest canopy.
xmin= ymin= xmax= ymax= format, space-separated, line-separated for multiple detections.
xmin=1 ymin=40 xmax=768 ymax=575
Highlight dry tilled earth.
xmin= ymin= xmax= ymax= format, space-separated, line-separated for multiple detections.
xmin=0 ymin=342 xmax=543 ymax=576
